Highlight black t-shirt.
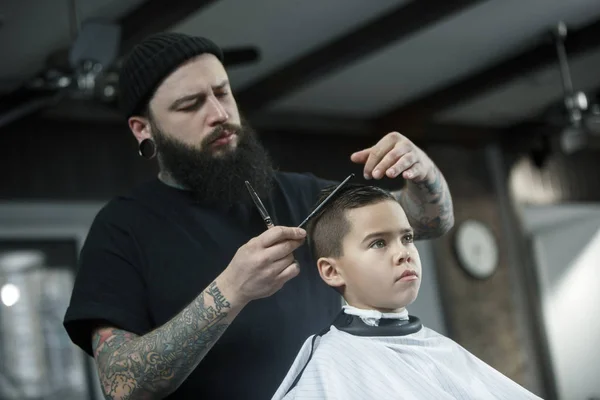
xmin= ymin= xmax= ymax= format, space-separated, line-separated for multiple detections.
xmin=63 ymin=171 xmax=342 ymax=399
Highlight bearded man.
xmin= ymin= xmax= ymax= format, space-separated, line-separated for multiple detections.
xmin=63 ymin=33 xmax=454 ymax=400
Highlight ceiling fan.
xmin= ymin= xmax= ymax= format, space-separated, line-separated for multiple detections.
xmin=0 ymin=0 xmax=260 ymax=129
xmin=547 ymin=21 xmax=600 ymax=154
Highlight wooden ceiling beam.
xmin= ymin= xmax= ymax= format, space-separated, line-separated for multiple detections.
xmin=236 ymin=0 xmax=484 ymax=114
xmin=375 ymin=17 xmax=600 ymax=133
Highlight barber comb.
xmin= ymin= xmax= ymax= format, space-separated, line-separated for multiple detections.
xmin=297 ymin=173 xmax=354 ymax=229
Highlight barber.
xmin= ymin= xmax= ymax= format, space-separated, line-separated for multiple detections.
xmin=63 ymin=32 xmax=454 ymax=400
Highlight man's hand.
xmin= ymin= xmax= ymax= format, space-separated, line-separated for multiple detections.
xmin=219 ymin=226 xmax=306 ymax=305
xmin=351 ymin=131 xmax=454 ymax=239
xmin=350 ymin=131 xmax=434 ymax=183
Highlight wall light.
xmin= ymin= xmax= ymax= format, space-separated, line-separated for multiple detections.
xmin=0 ymin=283 xmax=20 ymax=307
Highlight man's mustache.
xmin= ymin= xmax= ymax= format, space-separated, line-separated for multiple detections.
xmin=202 ymin=123 xmax=243 ymax=146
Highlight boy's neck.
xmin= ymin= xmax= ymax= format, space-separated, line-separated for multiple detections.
xmin=342 ymin=304 xmax=409 ymax=327
xmin=342 ymin=301 xmax=407 ymax=315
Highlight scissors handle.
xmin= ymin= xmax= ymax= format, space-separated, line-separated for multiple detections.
xmin=264 ymin=217 xmax=275 ymax=229
xmin=245 ymin=180 xmax=276 ymax=229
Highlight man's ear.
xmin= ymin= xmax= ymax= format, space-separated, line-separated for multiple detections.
xmin=128 ymin=115 xmax=152 ymax=144
xmin=317 ymin=257 xmax=345 ymax=290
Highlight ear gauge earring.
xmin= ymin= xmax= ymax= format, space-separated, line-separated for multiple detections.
xmin=138 ymin=138 xmax=157 ymax=159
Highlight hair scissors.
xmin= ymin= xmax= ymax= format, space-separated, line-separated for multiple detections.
xmin=246 ymin=173 xmax=354 ymax=231
xmin=245 ymin=181 xmax=275 ymax=229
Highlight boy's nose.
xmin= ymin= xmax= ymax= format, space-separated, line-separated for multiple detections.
xmin=394 ymin=249 xmax=411 ymax=265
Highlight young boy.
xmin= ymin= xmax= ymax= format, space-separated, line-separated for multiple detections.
xmin=271 ymin=184 xmax=542 ymax=400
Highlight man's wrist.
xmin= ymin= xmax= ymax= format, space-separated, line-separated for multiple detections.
xmin=213 ymin=273 xmax=249 ymax=311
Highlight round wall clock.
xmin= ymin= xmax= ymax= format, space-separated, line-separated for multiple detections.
xmin=454 ymin=219 xmax=499 ymax=280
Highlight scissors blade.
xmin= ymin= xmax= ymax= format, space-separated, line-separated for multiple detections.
xmin=298 ymin=173 xmax=354 ymax=229
xmin=245 ymin=181 xmax=274 ymax=228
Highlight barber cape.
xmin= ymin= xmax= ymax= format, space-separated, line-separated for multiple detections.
xmin=272 ymin=306 xmax=542 ymax=400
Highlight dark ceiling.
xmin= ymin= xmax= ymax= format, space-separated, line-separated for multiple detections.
xmin=1 ymin=0 xmax=599 ymax=146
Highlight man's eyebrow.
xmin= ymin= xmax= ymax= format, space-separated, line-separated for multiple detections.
xmin=168 ymin=80 xmax=230 ymax=111
xmin=213 ymin=79 xmax=229 ymax=90
xmin=169 ymin=92 xmax=206 ymax=111
xmin=361 ymin=228 xmax=413 ymax=243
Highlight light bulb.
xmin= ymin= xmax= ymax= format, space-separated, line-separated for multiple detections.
xmin=0 ymin=283 xmax=20 ymax=307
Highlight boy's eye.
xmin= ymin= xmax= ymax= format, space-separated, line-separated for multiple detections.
xmin=403 ymin=234 xmax=414 ymax=244
xmin=370 ymin=239 xmax=386 ymax=249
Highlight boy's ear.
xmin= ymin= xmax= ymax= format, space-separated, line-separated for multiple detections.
xmin=317 ymin=257 xmax=345 ymax=290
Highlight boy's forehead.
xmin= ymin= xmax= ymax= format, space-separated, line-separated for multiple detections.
xmin=345 ymin=201 xmax=411 ymax=232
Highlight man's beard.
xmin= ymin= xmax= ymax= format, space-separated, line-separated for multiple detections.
xmin=150 ymin=116 xmax=275 ymax=208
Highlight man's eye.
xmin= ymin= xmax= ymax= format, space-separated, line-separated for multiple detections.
xmin=215 ymin=91 xmax=228 ymax=98
xmin=403 ymin=234 xmax=414 ymax=243
xmin=180 ymin=102 xmax=199 ymax=111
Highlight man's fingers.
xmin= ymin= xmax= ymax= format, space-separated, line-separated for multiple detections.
xmin=371 ymin=145 xmax=411 ymax=179
xmin=383 ymin=151 xmax=417 ymax=178
xmin=352 ymin=132 xmax=425 ymax=179
xmin=276 ymin=261 xmax=301 ymax=283
xmin=363 ymin=146 xmax=391 ymax=179
xmin=259 ymin=226 xmax=306 ymax=247
xmin=362 ymin=134 xmax=399 ymax=179
xmin=262 ymin=239 xmax=305 ymax=264
xmin=350 ymin=148 xmax=371 ymax=163
xmin=401 ymin=162 xmax=423 ymax=180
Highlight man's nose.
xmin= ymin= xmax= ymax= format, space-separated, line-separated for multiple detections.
xmin=206 ymin=95 xmax=228 ymax=126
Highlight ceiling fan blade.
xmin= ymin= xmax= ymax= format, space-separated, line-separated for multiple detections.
xmin=0 ymin=77 xmax=68 ymax=130
xmin=69 ymin=21 xmax=121 ymax=69
xmin=0 ymin=93 xmax=63 ymax=129
xmin=222 ymin=47 xmax=260 ymax=67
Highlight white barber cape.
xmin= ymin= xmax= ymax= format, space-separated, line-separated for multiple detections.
xmin=272 ymin=306 xmax=542 ymax=400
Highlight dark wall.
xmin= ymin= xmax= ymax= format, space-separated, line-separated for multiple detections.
xmin=1 ymin=118 xmax=402 ymax=201
xmin=424 ymin=146 xmax=535 ymax=390
xmin=3 ymin=119 xmax=151 ymax=200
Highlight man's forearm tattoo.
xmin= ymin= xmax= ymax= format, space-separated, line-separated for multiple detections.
xmin=92 ymin=282 xmax=233 ymax=399
xmin=397 ymin=167 xmax=454 ymax=240
xmin=207 ymin=281 xmax=231 ymax=313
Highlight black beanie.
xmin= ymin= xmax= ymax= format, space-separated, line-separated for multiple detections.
xmin=118 ymin=32 xmax=224 ymax=118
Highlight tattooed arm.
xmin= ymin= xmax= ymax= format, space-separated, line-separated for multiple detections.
xmin=92 ymin=279 xmax=242 ymax=400
xmin=91 ymin=224 xmax=306 ymax=399
xmin=394 ymin=166 xmax=454 ymax=240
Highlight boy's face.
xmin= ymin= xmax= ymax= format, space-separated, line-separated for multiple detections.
xmin=319 ymin=200 xmax=422 ymax=313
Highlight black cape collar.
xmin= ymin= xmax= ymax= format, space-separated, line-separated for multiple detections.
xmin=332 ymin=310 xmax=423 ymax=337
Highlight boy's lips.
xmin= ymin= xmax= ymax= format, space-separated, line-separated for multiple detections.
xmin=396 ymin=269 xmax=418 ymax=282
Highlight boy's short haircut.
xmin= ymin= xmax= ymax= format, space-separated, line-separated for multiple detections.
xmin=306 ymin=183 xmax=397 ymax=260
